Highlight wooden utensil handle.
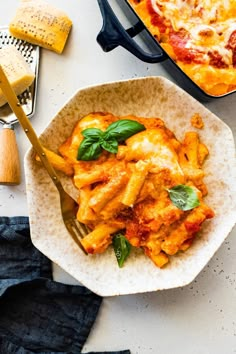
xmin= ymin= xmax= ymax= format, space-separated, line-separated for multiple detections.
xmin=0 ymin=65 xmax=62 ymax=191
xmin=0 ymin=124 xmax=21 ymax=185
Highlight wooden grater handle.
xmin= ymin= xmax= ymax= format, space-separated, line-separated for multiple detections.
xmin=0 ymin=124 xmax=21 ymax=185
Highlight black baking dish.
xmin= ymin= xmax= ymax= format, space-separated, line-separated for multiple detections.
xmin=96 ymin=0 xmax=236 ymax=102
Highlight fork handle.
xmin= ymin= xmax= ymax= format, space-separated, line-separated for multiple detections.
xmin=0 ymin=65 xmax=62 ymax=190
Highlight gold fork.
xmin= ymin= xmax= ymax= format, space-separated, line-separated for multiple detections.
xmin=0 ymin=65 xmax=88 ymax=254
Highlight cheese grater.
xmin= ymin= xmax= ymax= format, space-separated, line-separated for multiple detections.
xmin=0 ymin=27 xmax=40 ymax=185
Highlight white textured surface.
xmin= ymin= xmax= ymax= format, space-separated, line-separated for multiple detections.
xmin=0 ymin=1 xmax=236 ymax=354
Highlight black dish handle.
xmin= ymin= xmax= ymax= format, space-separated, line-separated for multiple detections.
xmin=96 ymin=0 xmax=167 ymax=63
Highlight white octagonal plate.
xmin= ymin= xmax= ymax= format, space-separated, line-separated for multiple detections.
xmin=24 ymin=76 xmax=236 ymax=296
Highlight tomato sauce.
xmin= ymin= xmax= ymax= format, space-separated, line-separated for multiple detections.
xmin=146 ymin=0 xmax=167 ymax=33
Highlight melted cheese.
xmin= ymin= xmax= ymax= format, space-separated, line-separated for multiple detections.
xmin=128 ymin=0 xmax=236 ymax=95
xmin=150 ymin=0 xmax=235 ymax=63
xmin=125 ymin=128 xmax=184 ymax=179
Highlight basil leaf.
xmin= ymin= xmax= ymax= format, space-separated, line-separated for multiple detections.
xmin=112 ymin=233 xmax=131 ymax=268
xmin=104 ymin=119 xmax=145 ymax=142
xmin=77 ymin=138 xmax=102 ymax=161
xmin=166 ymin=184 xmax=200 ymax=211
xmin=100 ymin=138 xmax=118 ymax=154
xmin=77 ymin=119 xmax=145 ymax=161
xmin=81 ymin=128 xmax=104 ymax=140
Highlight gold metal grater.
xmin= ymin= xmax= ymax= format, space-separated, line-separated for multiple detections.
xmin=0 ymin=27 xmax=40 ymax=185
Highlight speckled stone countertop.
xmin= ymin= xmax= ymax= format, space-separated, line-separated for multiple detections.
xmin=0 ymin=1 xmax=236 ymax=353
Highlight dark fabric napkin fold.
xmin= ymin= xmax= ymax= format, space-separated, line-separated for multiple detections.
xmin=0 ymin=217 xmax=130 ymax=354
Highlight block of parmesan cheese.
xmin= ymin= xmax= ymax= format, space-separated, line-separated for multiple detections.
xmin=0 ymin=45 xmax=35 ymax=107
xmin=9 ymin=0 xmax=72 ymax=54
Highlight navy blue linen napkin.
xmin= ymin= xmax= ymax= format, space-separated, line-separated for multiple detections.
xmin=0 ymin=217 xmax=130 ymax=354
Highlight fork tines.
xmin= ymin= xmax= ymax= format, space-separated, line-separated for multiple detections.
xmin=65 ymin=219 xmax=88 ymax=255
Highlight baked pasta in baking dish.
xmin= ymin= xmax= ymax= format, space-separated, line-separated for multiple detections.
xmin=40 ymin=112 xmax=215 ymax=268
xmin=127 ymin=0 xmax=236 ymax=96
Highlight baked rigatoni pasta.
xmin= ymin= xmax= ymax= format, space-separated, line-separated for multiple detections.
xmin=127 ymin=0 xmax=236 ymax=96
xmin=40 ymin=111 xmax=215 ymax=268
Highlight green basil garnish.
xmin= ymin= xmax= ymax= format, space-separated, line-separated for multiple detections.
xmin=166 ymin=184 xmax=200 ymax=211
xmin=100 ymin=139 xmax=118 ymax=154
xmin=77 ymin=119 xmax=145 ymax=161
xmin=112 ymin=233 xmax=131 ymax=268
xmin=81 ymin=127 xmax=104 ymax=139
xmin=77 ymin=138 xmax=102 ymax=161
xmin=103 ymin=119 xmax=146 ymax=142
